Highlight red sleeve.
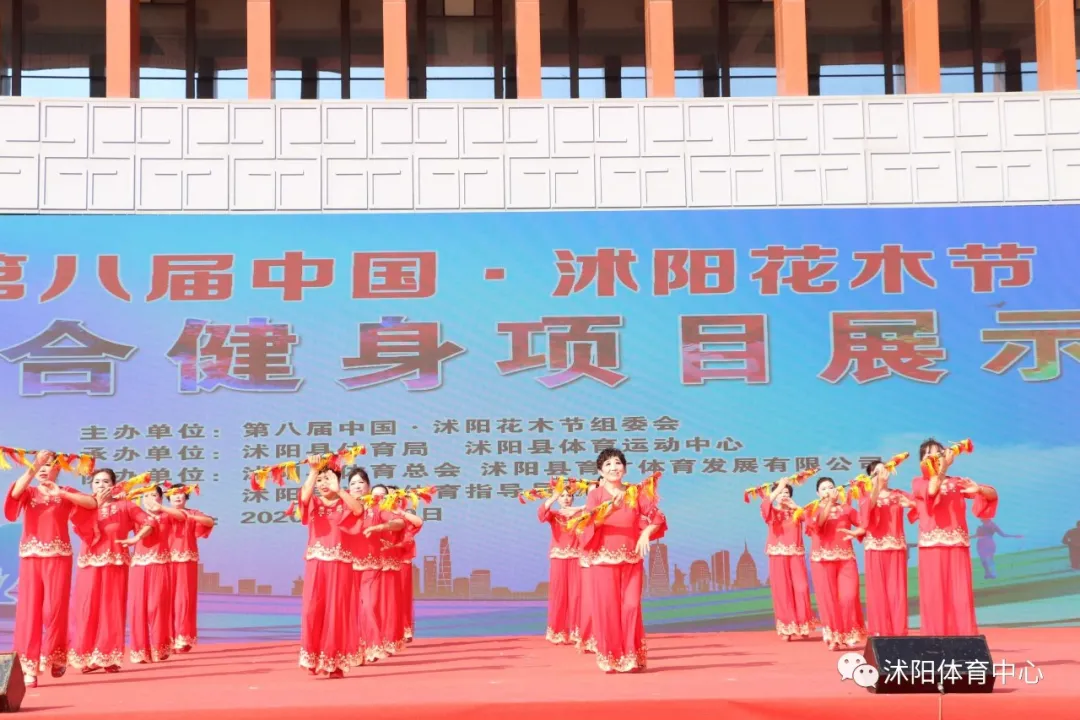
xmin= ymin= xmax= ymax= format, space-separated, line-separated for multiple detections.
xmin=760 ymin=498 xmax=773 ymax=524
xmin=299 ymin=497 xmax=315 ymax=526
xmin=538 ymin=502 xmax=554 ymax=524
xmin=3 ymin=484 xmax=30 ymax=522
xmin=578 ymin=488 xmax=603 ymax=550
xmin=127 ymin=501 xmax=155 ymax=537
xmin=403 ymin=523 xmax=420 ymax=543
xmin=911 ymin=477 xmax=928 ymax=503
xmin=70 ymin=506 xmax=98 ymax=544
xmin=899 ymin=490 xmax=919 ymax=523
xmin=333 ymin=505 xmax=364 ymax=535
xmin=638 ymin=494 xmax=667 ymax=542
xmin=971 ymin=484 xmax=998 ymax=520
xmin=856 ymin=498 xmax=872 ymax=530
xmin=189 ymin=509 xmax=214 ymax=539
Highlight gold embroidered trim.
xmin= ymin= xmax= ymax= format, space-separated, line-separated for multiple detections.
xmin=170 ymin=550 xmax=200 ymax=563
xmin=18 ymin=538 xmax=73 ymax=558
xmin=77 ymin=550 xmax=130 ymax=568
xmin=546 ymin=627 xmax=573 ymax=645
xmin=129 ymin=644 xmax=172 ymax=664
xmin=918 ymin=528 xmax=969 ymax=548
xmin=582 ymin=546 xmax=642 ymax=566
xmin=821 ymin=626 xmax=867 ymax=647
xmin=549 ymin=547 xmax=581 ymax=560
xmin=810 ymin=547 xmax=856 ymax=562
xmin=351 ymin=553 xmax=382 ymax=571
xmin=775 ymin=620 xmax=813 ymax=637
xmin=766 ymin=542 xmax=805 ymax=556
xmin=131 ymin=551 xmax=171 ymax=566
xmin=304 ymin=542 xmax=353 ymax=564
xmin=173 ymin=635 xmax=197 ymax=650
xmin=404 ymin=626 xmax=414 ymax=641
xmin=865 ymin=535 xmax=908 ymax=552
xmin=575 ymin=636 xmax=598 ymax=654
xmin=595 ymin=644 xmax=647 ymax=673
xmin=19 ymin=649 xmax=66 ymax=677
xmin=299 ymin=648 xmax=361 ymax=674
xmin=68 ymin=648 xmax=124 ymax=669
xmin=381 ymin=558 xmax=402 ymax=572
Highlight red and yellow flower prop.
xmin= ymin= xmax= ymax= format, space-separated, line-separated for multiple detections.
xmin=109 ymin=472 xmax=153 ymax=500
xmin=0 ymin=446 xmax=96 ymax=476
xmin=518 ymin=476 xmax=593 ymax=504
xmin=381 ymin=486 xmax=437 ymax=512
xmin=565 ymin=473 xmax=661 ymax=535
xmin=165 ymin=483 xmax=201 ymax=500
xmin=742 ymin=467 xmax=819 ymax=504
xmin=791 ymin=451 xmax=911 ymax=521
xmin=249 ymin=445 xmax=367 ymax=491
xmin=920 ymin=439 xmax=973 ymax=479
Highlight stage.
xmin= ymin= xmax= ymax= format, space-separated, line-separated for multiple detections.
xmin=18 ymin=628 xmax=1077 ymax=720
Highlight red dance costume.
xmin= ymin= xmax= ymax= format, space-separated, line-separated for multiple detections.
xmin=169 ymin=508 xmax=213 ymax=651
xmin=911 ymin=476 xmax=998 ymax=635
xmin=807 ymin=502 xmax=866 ymax=648
xmin=575 ymin=555 xmax=594 ymax=653
xmin=339 ymin=506 xmax=396 ymax=662
xmin=5 ymin=484 xmax=83 ymax=681
xmin=299 ymin=496 xmax=360 ymax=674
xmin=128 ymin=512 xmax=174 ymax=663
xmin=538 ymin=502 xmax=581 ymax=645
xmin=760 ymin=499 xmax=814 ymax=639
xmin=858 ymin=490 xmax=917 ymax=637
xmin=399 ymin=522 xmax=421 ymax=643
xmin=378 ymin=525 xmax=406 ymax=653
xmin=69 ymin=499 xmax=154 ymax=670
xmin=579 ymin=486 xmax=667 ymax=673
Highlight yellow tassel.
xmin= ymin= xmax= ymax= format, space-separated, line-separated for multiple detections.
xmin=0 ymin=453 xmax=10 ymax=471
xmin=287 ymin=464 xmax=300 ymax=483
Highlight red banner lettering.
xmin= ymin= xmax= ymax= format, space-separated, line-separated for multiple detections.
xmin=981 ymin=310 xmax=1080 ymax=381
xmin=948 ymin=243 xmax=1036 ymax=293
xmin=339 ymin=316 xmax=464 ymax=391
xmin=653 ymin=249 xmax=736 ymax=296
xmin=496 ymin=316 xmax=627 ymax=388
xmin=850 ymin=245 xmax=935 ymax=294
xmin=352 ymin=252 xmax=436 ymax=299
xmin=680 ymin=315 xmax=769 ymax=384
xmin=820 ymin=310 xmax=947 ymax=384
xmin=553 ymin=249 xmax=639 ymax=297
xmin=147 ymin=254 xmax=234 ymax=301
xmin=749 ymin=245 xmax=838 ymax=295
xmin=253 ymin=251 xmax=334 ymax=301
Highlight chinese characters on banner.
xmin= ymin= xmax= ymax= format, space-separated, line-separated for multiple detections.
xmin=0 ymin=244 xmax=1072 ymax=396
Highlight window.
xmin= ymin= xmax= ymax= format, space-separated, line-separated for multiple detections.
xmin=21 ymin=0 xmax=107 ymax=98
xmin=807 ymin=0 xmax=903 ymax=96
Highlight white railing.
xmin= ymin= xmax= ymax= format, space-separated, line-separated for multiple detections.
xmin=1 ymin=93 xmax=1078 ymax=213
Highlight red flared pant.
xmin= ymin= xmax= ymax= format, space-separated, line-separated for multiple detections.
xmin=70 ymin=564 xmax=128 ymax=669
xmin=810 ymin=558 xmax=865 ymax=647
xmin=356 ymin=568 xmax=390 ymax=661
xmin=400 ymin=562 xmax=415 ymax=642
xmin=300 ymin=559 xmax=360 ymax=674
xmin=128 ymin=563 xmax=174 ymax=663
xmin=546 ymin=557 xmax=581 ymax=645
xmin=171 ymin=561 xmax=199 ymax=650
xmin=376 ymin=568 xmax=404 ymax=653
xmin=588 ymin=562 xmax=646 ymax=673
xmin=767 ymin=554 xmax=814 ymax=637
xmin=917 ymin=546 xmax=978 ymax=636
xmin=864 ymin=549 xmax=909 ymax=636
xmin=14 ymin=555 xmax=72 ymax=679
xmin=575 ymin=562 xmax=594 ymax=652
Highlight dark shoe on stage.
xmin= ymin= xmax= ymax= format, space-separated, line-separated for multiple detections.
xmin=104 ymin=665 xmax=121 ymax=674
xmin=82 ymin=666 xmax=101 ymax=674
xmin=328 ymin=669 xmax=345 ymax=679
xmin=51 ymin=666 xmax=67 ymax=678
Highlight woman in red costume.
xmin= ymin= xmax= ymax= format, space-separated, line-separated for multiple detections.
xmin=371 ymin=485 xmax=407 ymax=655
xmin=806 ymin=477 xmax=866 ymax=651
xmin=389 ymin=494 xmax=423 ymax=644
xmin=574 ymin=478 xmax=601 ymax=653
xmin=5 ymin=451 xmax=97 ymax=687
xmin=298 ymin=458 xmax=364 ymax=677
xmin=69 ymin=468 xmax=155 ymax=673
xmin=166 ymin=484 xmax=215 ymax=653
xmin=760 ymin=477 xmax=814 ymax=641
xmin=849 ymin=461 xmax=917 ymax=637
xmin=539 ymin=488 xmax=581 ymax=646
xmin=128 ymin=485 xmax=182 ymax=664
xmin=911 ymin=438 xmax=998 ymax=636
xmin=339 ymin=471 xmax=405 ymax=663
xmin=579 ymin=449 xmax=666 ymax=673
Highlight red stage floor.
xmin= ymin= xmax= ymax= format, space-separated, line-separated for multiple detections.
xmin=17 ymin=628 xmax=1077 ymax=720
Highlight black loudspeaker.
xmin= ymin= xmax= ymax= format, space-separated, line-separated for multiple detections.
xmin=861 ymin=635 xmax=996 ymax=694
xmin=0 ymin=653 xmax=26 ymax=712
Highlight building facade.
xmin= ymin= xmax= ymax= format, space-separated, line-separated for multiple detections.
xmin=0 ymin=0 xmax=1076 ymax=101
